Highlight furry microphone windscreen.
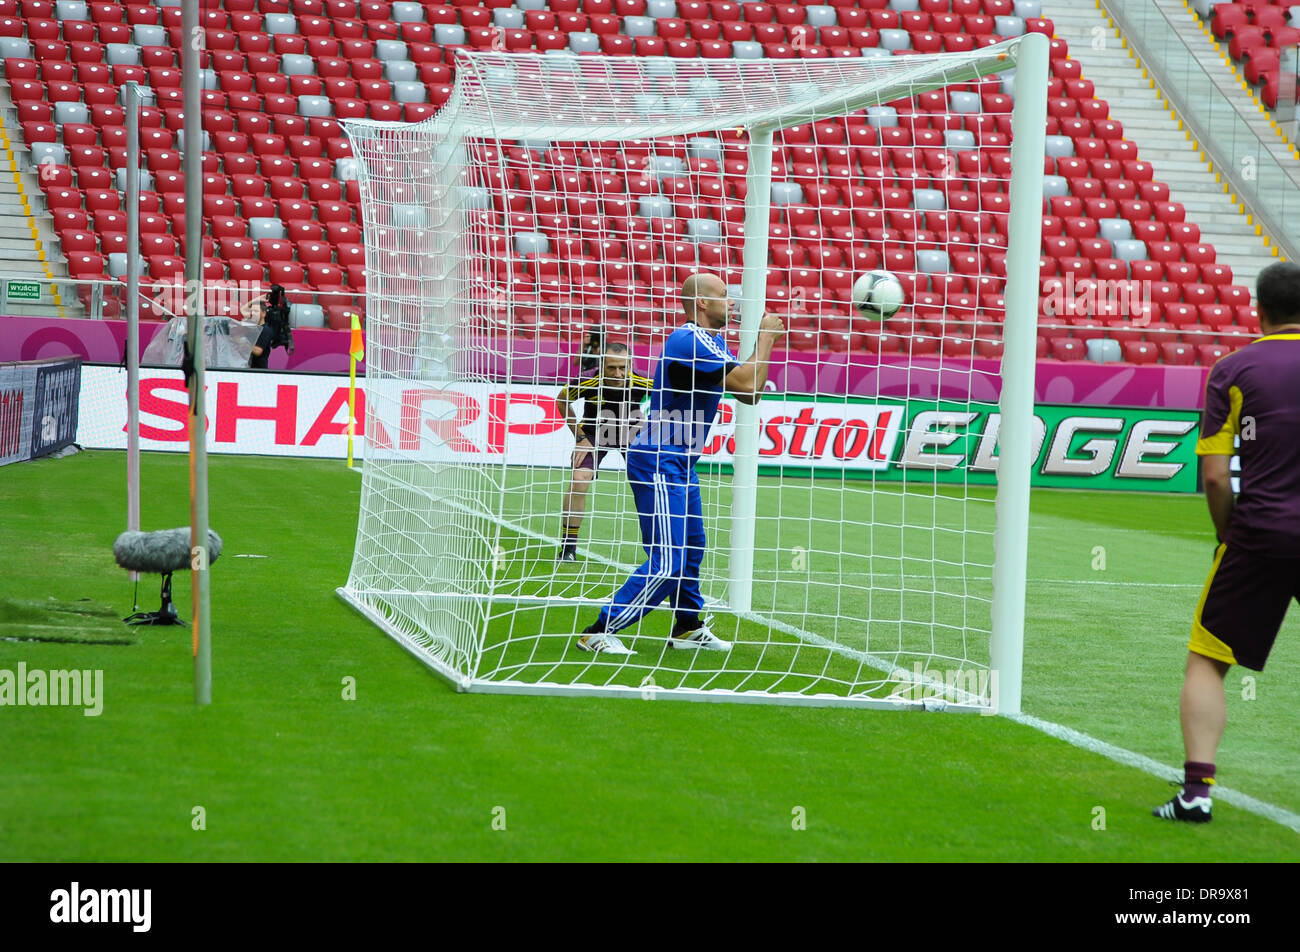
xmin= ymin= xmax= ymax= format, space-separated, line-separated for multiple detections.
xmin=113 ymin=528 xmax=224 ymax=574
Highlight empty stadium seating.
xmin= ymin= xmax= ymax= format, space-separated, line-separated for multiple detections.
xmin=1 ymin=0 xmax=1257 ymax=364
xmin=1197 ymin=1 xmax=1300 ymax=108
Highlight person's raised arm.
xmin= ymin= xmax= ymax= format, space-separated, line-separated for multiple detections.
xmin=724 ymin=313 xmax=785 ymax=405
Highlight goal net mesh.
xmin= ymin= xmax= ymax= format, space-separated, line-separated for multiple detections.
xmin=340 ymin=43 xmax=1036 ymax=709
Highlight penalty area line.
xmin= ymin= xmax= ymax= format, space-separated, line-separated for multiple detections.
xmin=1010 ymin=711 xmax=1300 ymax=835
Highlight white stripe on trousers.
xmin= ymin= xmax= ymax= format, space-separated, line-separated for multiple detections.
xmin=607 ymin=472 xmax=677 ymax=633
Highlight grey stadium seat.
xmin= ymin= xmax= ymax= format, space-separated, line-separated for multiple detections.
xmin=1098 ymin=218 xmax=1133 ymax=243
xmin=859 ymin=47 xmax=892 ymax=60
xmin=633 ymin=93 xmax=666 ymax=115
xmin=647 ymin=0 xmax=677 ymax=17
xmin=1086 ymin=338 xmax=1122 ymax=363
xmin=174 ymin=128 xmax=210 ymax=152
xmin=689 ymin=76 xmax=724 ymax=98
xmin=483 ymin=65 xmax=516 ymax=88
xmin=248 ymin=217 xmax=286 ymax=241
xmin=55 ymin=0 xmax=88 ymax=19
xmin=638 ymin=196 xmax=674 ymax=219
xmin=281 ymin=54 xmax=315 ymax=76
xmin=649 ymin=155 xmax=685 ymax=177
xmin=516 ymin=0 xmax=547 ymax=8
xmin=434 ymin=24 xmax=465 ymax=45
xmin=913 ymin=188 xmax=946 ymax=211
xmin=731 ymin=41 xmax=764 ymax=59
xmin=514 ymin=232 xmax=549 ymax=255
xmin=105 ymin=43 xmax=141 ymax=66
xmin=0 ymin=37 xmax=31 ymax=59
xmin=889 ymin=0 xmax=921 ymax=10
xmin=623 ymin=16 xmax=656 ymax=37
xmin=688 ymin=137 xmax=723 ymax=163
xmin=995 ymin=16 xmax=1025 ymax=36
xmin=460 ymin=185 xmax=490 ymax=209
xmin=1000 ymin=72 xmax=1017 ymax=98
xmin=114 ymin=167 xmax=154 ymax=192
xmin=687 ymin=219 xmax=722 ymax=242
xmin=392 ymin=205 xmax=427 ymax=229
xmin=1042 ymin=175 xmax=1069 ymax=199
xmin=375 ymin=40 xmax=408 ymax=62
xmin=879 ymin=29 xmax=911 ymax=50
xmin=335 ymin=157 xmax=360 ymax=181
xmin=804 ymin=5 xmax=837 ymax=27
xmin=944 ymin=129 xmax=976 ymax=150
xmin=264 ymin=13 xmax=297 ymax=35
xmin=770 ymin=182 xmax=804 ymax=205
xmin=290 ymin=305 xmax=325 ymax=329
xmin=298 ymin=96 xmax=333 ymax=118
xmin=53 ymin=101 xmax=89 ymax=125
xmin=492 ymin=7 xmax=524 ymax=28
xmin=1111 ymin=239 xmax=1147 ymax=262
xmin=385 ymin=60 xmax=417 ymax=82
xmin=867 ymin=105 xmax=898 ymax=127
xmin=788 ymin=82 xmax=821 ymax=103
xmin=200 ymin=67 xmax=218 ymax=89
xmin=132 ymin=24 xmax=166 ymax=47
xmin=30 ymin=143 xmax=67 ymax=167
xmin=915 ymin=249 xmax=950 ymax=273
xmin=393 ymin=82 xmax=426 ymax=103
xmin=392 ymin=1 xmax=425 ymax=22
xmin=1044 ymin=135 xmax=1074 ymax=158
xmin=950 ymin=91 xmax=981 ymax=114
xmin=1013 ymin=0 xmax=1042 ymax=18
xmin=569 ymin=32 xmax=601 ymax=53
xmin=107 ymin=252 xmax=128 ymax=278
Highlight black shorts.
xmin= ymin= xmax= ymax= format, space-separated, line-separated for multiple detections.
xmin=574 ymin=428 xmax=621 ymax=474
xmin=1191 ymin=543 xmax=1300 ymax=671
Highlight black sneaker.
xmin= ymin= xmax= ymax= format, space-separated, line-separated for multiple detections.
xmin=557 ymin=548 xmax=577 ymax=563
xmin=1152 ymin=786 xmax=1212 ymax=823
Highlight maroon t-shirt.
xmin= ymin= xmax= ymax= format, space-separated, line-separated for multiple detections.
xmin=1197 ymin=334 xmax=1300 ymax=555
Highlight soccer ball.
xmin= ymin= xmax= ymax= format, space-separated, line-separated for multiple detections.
xmin=851 ymin=270 xmax=905 ymax=320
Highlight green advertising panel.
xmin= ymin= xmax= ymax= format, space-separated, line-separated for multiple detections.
xmin=703 ymin=396 xmax=1201 ymax=493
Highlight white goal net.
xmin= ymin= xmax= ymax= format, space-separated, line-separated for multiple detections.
xmin=339 ymin=36 xmax=1047 ymax=712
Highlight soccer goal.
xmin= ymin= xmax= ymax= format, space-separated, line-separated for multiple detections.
xmin=337 ymin=33 xmax=1048 ymax=713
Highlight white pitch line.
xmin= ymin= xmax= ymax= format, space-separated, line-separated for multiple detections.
xmin=1010 ymin=712 xmax=1300 ymax=834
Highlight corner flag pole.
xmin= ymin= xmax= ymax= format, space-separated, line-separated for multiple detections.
xmin=348 ymin=312 xmax=364 ymax=469
xmin=182 ymin=0 xmax=211 ymax=706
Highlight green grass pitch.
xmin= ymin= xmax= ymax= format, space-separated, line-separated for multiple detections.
xmin=0 ymin=450 xmax=1296 ymax=861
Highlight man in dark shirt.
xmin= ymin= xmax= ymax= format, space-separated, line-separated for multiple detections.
xmin=241 ymin=292 xmax=273 ymax=369
xmin=1154 ymin=260 xmax=1300 ymax=823
xmin=554 ymin=342 xmax=652 ymax=562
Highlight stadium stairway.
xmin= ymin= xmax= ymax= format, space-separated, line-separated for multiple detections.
xmin=1050 ymin=0 xmax=1274 ymax=293
xmin=0 ymin=81 xmax=69 ymax=316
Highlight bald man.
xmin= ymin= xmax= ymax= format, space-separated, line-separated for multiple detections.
xmin=575 ymin=273 xmax=785 ymax=655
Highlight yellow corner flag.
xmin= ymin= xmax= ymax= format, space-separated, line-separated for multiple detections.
xmin=349 ymin=312 xmax=364 ymax=362
xmin=347 ymin=313 xmax=363 ymax=469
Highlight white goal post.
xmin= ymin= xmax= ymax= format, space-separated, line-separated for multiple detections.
xmin=338 ymin=33 xmax=1048 ymax=713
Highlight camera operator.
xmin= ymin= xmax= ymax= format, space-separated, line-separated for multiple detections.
xmin=240 ymin=285 xmax=293 ymax=369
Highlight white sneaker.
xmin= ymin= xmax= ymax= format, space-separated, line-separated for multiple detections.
xmin=577 ymin=632 xmax=636 ymax=656
xmin=669 ymin=625 xmax=732 ymax=652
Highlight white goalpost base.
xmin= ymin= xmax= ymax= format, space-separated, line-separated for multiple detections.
xmin=338 ymin=36 xmax=1047 ymax=713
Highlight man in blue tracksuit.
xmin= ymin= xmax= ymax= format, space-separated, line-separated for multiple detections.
xmin=577 ymin=272 xmax=785 ymax=655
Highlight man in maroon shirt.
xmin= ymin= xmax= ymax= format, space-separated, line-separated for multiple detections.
xmin=1155 ymin=261 xmax=1300 ymax=823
